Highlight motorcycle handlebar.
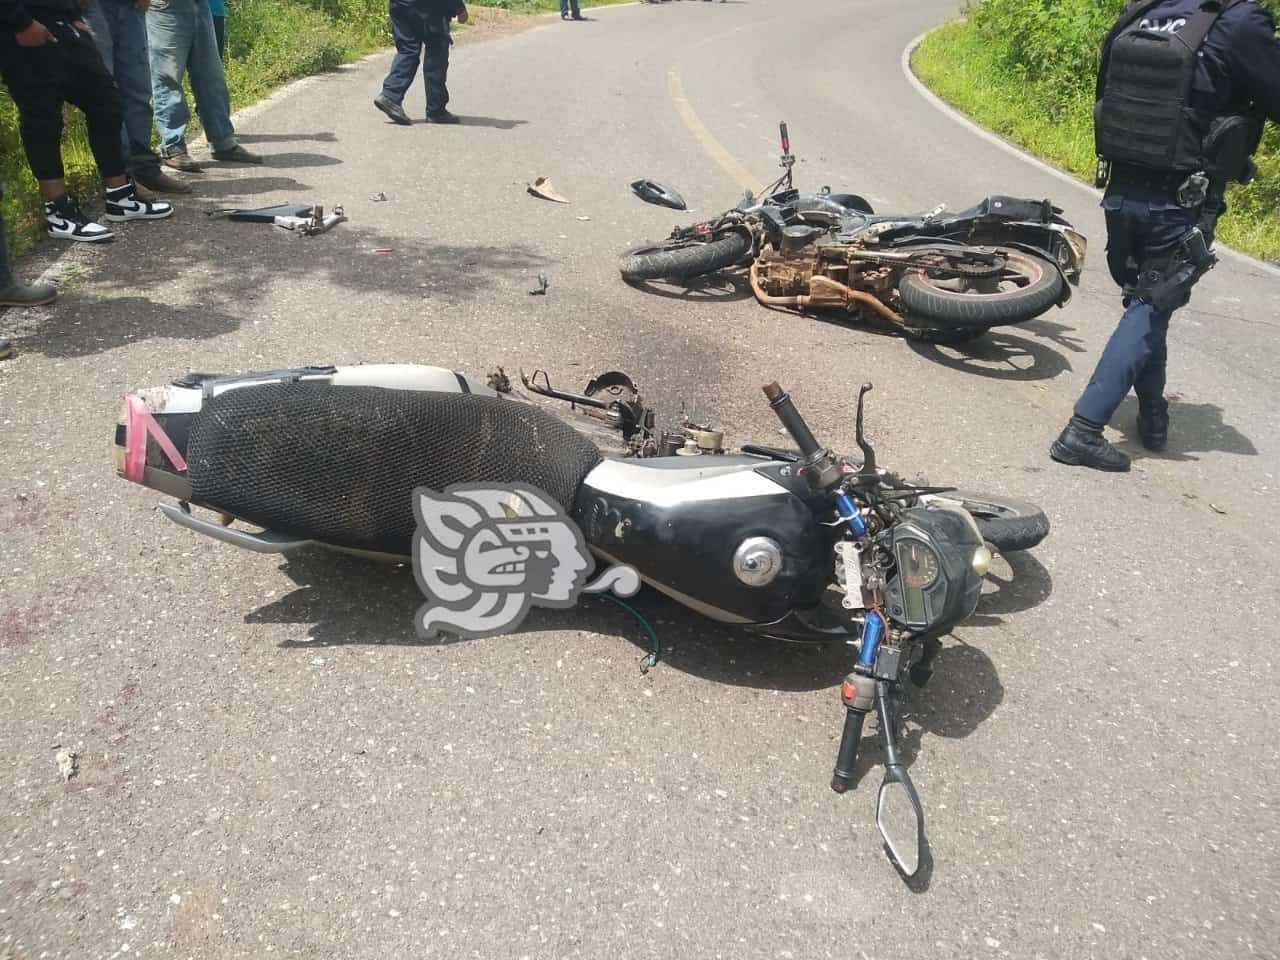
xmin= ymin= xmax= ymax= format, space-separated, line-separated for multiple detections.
xmin=779 ymin=122 xmax=790 ymax=154
xmin=762 ymin=382 xmax=821 ymax=459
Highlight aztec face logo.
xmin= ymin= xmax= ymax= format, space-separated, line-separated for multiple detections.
xmin=411 ymin=484 xmax=640 ymax=640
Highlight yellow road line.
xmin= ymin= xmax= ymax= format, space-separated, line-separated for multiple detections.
xmin=666 ymin=67 xmax=762 ymax=195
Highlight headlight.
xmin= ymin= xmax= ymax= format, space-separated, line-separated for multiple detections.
xmin=972 ymin=545 xmax=993 ymax=577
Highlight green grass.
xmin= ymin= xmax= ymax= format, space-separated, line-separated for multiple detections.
xmin=1 ymin=0 xmax=631 ymax=258
xmin=913 ymin=18 xmax=1280 ymax=261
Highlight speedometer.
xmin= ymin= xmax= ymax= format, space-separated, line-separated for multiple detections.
xmin=898 ymin=540 xmax=940 ymax=590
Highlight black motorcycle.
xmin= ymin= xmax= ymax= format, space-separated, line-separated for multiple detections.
xmin=114 ymin=362 xmax=1049 ymax=876
xmin=621 ymin=124 xmax=1088 ymax=343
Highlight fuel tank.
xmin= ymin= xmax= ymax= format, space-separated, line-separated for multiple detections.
xmin=573 ymin=457 xmax=830 ymax=625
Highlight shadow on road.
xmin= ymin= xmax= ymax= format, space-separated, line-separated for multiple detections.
xmin=11 ymin=219 xmax=552 ymax=358
xmin=965 ymin=550 xmax=1054 ymax=627
xmin=251 ymin=549 xmax=851 ymax=692
xmin=905 ymin=328 xmax=1072 ymax=381
xmin=262 ymin=151 xmax=344 ymax=168
xmin=623 ymin=270 xmax=754 ymax=304
xmin=194 ymin=175 xmax=317 ymax=198
xmin=1112 ymin=396 xmax=1257 ymax=460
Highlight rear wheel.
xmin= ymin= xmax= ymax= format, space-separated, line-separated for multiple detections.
xmin=899 ymin=248 xmax=1063 ymax=328
xmin=933 ymin=491 xmax=1050 ymax=552
xmin=619 ymin=231 xmax=752 ymax=283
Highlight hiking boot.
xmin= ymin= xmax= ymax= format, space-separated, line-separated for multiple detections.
xmin=133 ymin=165 xmax=193 ymax=195
xmin=161 ymin=150 xmax=204 ymax=173
xmin=212 ymin=143 xmax=264 ymax=164
xmin=1050 ymin=415 xmax=1131 ymax=472
xmin=374 ymin=95 xmax=412 ymax=125
xmin=1137 ymin=398 xmax=1169 ymax=452
xmin=104 ymin=181 xmax=175 ymax=222
xmin=44 ymin=194 xmax=114 ymax=242
xmin=426 ymin=110 xmax=460 ymax=124
xmin=0 ymin=276 xmax=57 ymax=308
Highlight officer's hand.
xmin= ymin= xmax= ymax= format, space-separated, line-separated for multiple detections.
xmin=71 ymin=18 xmax=88 ymax=30
xmin=15 ymin=20 xmax=56 ymax=45
xmin=133 ymin=0 xmax=150 ymax=11
xmin=456 ymin=5 xmax=468 ymax=23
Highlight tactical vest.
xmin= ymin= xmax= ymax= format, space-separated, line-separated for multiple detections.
xmin=1094 ymin=0 xmax=1244 ymax=175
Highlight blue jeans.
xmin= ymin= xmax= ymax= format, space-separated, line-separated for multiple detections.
xmin=561 ymin=0 xmax=581 ymax=14
xmin=1074 ymin=184 xmax=1203 ymax=426
xmin=380 ymin=1 xmax=451 ymax=116
xmin=146 ymin=0 xmax=236 ymax=154
xmin=84 ymin=0 xmax=160 ymax=172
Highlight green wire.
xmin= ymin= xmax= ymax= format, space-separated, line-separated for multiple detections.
xmin=597 ymin=593 xmax=660 ymax=669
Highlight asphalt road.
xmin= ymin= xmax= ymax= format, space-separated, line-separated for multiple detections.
xmin=2 ymin=1 xmax=1278 ymax=958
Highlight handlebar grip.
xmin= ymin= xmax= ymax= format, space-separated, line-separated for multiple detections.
xmin=762 ymin=382 xmax=821 ymax=458
xmin=831 ymin=706 xmax=867 ymax=793
xmin=779 ymin=122 xmax=790 ymax=152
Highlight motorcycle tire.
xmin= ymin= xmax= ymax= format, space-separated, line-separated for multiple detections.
xmin=944 ymin=491 xmax=1050 ymax=552
xmin=898 ymin=249 xmax=1063 ymax=328
xmin=619 ymin=231 xmax=752 ymax=283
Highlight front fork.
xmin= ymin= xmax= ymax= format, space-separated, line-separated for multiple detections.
xmin=831 ymin=610 xmax=887 ymax=793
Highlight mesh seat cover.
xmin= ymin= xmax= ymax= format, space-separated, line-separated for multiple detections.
xmin=187 ymin=382 xmax=602 ymax=555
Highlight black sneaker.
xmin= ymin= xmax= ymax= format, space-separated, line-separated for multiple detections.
xmin=1137 ymin=398 xmax=1169 ymax=451
xmin=1050 ymin=416 xmax=1131 ymax=472
xmin=374 ymin=95 xmax=412 ymax=126
xmin=426 ymin=110 xmax=460 ymax=124
xmin=44 ymin=194 xmax=114 ymax=243
xmin=104 ymin=181 xmax=174 ymax=222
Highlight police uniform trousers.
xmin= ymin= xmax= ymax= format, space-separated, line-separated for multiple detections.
xmin=1073 ymin=180 xmax=1217 ymax=426
xmin=380 ymin=0 xmax=451 ymax=118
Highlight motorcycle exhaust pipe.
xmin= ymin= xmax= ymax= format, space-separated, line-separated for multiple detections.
xmin=748 ymin=265 xmax=907 ymax=326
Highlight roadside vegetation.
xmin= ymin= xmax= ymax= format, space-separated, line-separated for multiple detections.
xmin=912 ymin=0 xmax=1280 ymax=261
xmin=0 ymin=0 xmax=629 ymax=257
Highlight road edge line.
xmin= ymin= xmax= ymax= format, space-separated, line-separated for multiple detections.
xmin=901 ymin=27 xmax=1280 ymax=280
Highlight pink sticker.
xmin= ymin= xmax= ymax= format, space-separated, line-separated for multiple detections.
xmin=123 ymin=393 xmax=188 ymax=483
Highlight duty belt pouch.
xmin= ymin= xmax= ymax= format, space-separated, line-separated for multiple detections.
xmin=1202 ymin=113 xmax=1265 ymax=184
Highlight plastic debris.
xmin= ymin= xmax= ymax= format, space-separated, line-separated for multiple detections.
xmin=55 ymin=748 xmax=77 ymax=782
xmin=527 ymin=177 xmax=570 ymax=204
xmin=373 ymin=247 xmax=394 ymax=254
xmin=370 ymin=192 xmax=388 ymax=202
xmin=529 ymin=274 xmax=550 ymax=296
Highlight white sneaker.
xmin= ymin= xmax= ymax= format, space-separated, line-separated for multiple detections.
xmin=44 ymin=195 xmax=114 ymax=243
xmin=103 ymin=181 xmax=174 ymax=222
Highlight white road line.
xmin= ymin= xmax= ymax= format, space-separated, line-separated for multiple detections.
xmin=901 ymin=27 xmax=1280 ymax=279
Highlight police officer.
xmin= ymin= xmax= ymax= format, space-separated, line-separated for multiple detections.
xmin=373 ymin=0 xmax=467 ymax=125
xmin=1050 ymin=0 xmax=1280 ymax=472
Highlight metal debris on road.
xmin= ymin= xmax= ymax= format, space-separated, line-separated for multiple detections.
xmin=527 ymin=177 xmax=571 ymax=204
xmin=1210 ymin=503 xmax=1228 ymax=515
xmin=370 ymin=192 xmax=388 ymax=202
xmin=529 ymin=274 xmax=550 ymax=296
xmin=373 ymin=247 xmax=395 ymax=254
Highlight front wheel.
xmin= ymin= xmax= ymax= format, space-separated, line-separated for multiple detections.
xmin=619 ymin=231 xmax=752 ymax=283
xmin=928 ymin=491 xmax=1050 ymax=552
xmin=898 ymin=249 xmax=1063 ymax=328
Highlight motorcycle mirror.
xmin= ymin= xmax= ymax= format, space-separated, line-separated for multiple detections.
xmin=876 ymin=766 xmax=924 ymax=877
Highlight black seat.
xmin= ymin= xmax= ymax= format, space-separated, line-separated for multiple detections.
xmin=188 ymin=382 xmax=602 ymax=555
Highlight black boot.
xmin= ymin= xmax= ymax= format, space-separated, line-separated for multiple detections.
xmin=1137 ymin=398 xmax=1169 ymax=451
xmin=1050 ymin=415 xmax=1131 ymax=472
